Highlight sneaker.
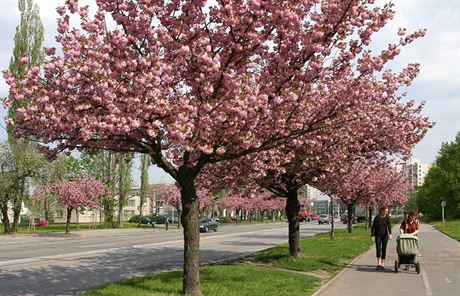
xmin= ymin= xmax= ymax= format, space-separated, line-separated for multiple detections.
xmin=377 ymin=265 xmax=382 ymax=270
xmin=380 ymin=266 xmax=385 ymax=270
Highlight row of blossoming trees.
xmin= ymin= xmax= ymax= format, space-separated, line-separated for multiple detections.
xmin=159 ymin=184 xmax=286 ymax=227
xmin=3 ymin=0 xmax=432 ymax=294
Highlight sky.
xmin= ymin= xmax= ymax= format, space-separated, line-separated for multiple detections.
xmin=0 ymin=0 xmax=459 ymax=186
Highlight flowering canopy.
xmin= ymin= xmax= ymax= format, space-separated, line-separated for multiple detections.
xmin=53 ymin=176 xmax=107 ymax=210
xmin=3 ymin=0 xmax=428 ymax=175
xmin=314 ymin=158 xmax=410 ymax=208
xmin=159 ymin=183 xmax=215 ymax=211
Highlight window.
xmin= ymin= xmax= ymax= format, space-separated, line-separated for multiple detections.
xmin=128 ymin=199 xmax=136 ymax=207
xmin=56 ymin=210 xmax=63 ymax=218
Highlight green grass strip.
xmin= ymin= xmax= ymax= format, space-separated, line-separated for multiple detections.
xmin=430 ymin=219 xmax=460 ymax=242
xmin=256 ymin=224 xmax=373 ymax=276
xmin=85 ymin=265 xmax=321 ymax=296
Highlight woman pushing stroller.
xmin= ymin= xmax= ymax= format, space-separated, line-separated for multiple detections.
xmin=398 ymin=210 xmax=420 ymax=270
xmin=400 ymin=210 xmax=420 ymax=236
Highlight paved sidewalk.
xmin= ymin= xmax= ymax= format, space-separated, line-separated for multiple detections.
xmin=315 ymin=222 xmax=460 ymax=296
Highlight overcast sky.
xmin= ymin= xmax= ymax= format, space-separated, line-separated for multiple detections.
xmin=0 ymin=0 xmax=459 ymax=186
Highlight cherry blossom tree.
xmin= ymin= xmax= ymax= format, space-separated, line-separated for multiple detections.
xmin=159 ymin=183 xmax=182 ymax=228
xmin=3 ymin=1 xmax=431 ymax=294
xmin=314 ymin=158 xmax=410 ymax=233
xmin=53 ymin=176 xmax=106 ymax=234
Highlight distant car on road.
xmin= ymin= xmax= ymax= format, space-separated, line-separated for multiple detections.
xmin=298 ymin=207 xmax=312 ymax=222
xmin=341 ymin=213 xmax=357 ymax=224
xmin=318 ymin=214 xmax=330 ymax=224
xmin=199 ymin=218 xmax=218 ymax=233
xmin=310 ymin=214 xmax=320 ymax=221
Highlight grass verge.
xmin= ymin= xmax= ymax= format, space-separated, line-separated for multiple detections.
xmin=85 ymin=224 xmax=373 ymax=296
xmin=430 ymin=219 xmax=460 ymax=241
xmin=2 ymin=222 xmax=154 ymax=235
xmin=255 ymin=224 xmax=373 ymax=276
xmin=85 ymin=265 xmax=321 ymax=296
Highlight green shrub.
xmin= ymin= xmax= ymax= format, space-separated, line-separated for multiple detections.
xmin=221 ymin=216 xmax=233 ymax=223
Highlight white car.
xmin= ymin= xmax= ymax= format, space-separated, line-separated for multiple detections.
xmin=318 ymin=214 xmax=330 ymax=224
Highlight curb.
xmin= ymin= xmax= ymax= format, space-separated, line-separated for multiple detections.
xmin=311 ymin=245 xmax=372 ymax=296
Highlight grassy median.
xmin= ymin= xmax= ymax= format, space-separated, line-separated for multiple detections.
xmin=430 ymin=219 xmax=460 ymax=241
xmin=85 ymin=224 xmax=374 ymax=296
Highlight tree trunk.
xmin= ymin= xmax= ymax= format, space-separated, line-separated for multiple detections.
xmin=179 ymin=179 xmax=201 ymax=296
xmin=177 ymin=209 xmax=182 ymax=229
xmin=368 ymin=207 xmax=373 ymax=228
xmin=364 ymin=206 xmax=369 ymax=229
xmin=1 ymin=199 xmax=11 ymax=233
xmin=117 ymin=202 xmax=123 ymax=228
xmin=65 ymin=207 xmax=72 ymax=234
xmin=12 ymin=204 xmax=21 ymax=233
xmin=347 ymin=203 xmax=353 ymax=234
xmin=76 ymin=209 xmax=80 ymax=230
xmin=330 ymin=200 xmax=335 ymax=240
xmin=44 ymin=198 xmax=50 ymax=222
xmin=286 ymin=189 xmax=302 ymax=257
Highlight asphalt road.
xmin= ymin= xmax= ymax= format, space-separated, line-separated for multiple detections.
xmin=315 ymin=222 xmax=460 ymax=296
xmin=0 ymin=221 xmax=342 ymax=296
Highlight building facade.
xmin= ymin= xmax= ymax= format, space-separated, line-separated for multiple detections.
xmin=53 ymin=183 xmax=172 ymax=224
xmin=395 ymin=157 xmax=431 ymax=189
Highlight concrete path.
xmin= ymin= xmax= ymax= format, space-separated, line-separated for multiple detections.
xmin=315 ymin=222 xmax=460 ymax=296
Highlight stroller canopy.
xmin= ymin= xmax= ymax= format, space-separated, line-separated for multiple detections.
xmin=397 ymin=234 xmax=420 ymax=256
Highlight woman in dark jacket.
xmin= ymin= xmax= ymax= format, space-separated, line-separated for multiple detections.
xmin=371 ymin=206 xmax=392 ymax=270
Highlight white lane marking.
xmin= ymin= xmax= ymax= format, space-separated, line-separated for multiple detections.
xmin=445 ymin=277 xmax=451 ymax=284
xmin=0 ymin=226 xmax=286 ymax=267
xmin=421 ymin=269 xmax=433 ymax=296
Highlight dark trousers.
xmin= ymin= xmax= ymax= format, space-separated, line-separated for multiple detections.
xmin=375 ymin=235 xmax=389 ymax=259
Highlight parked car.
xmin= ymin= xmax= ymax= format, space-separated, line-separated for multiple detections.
xmin=199 ymin=218 xmax=218 ymax=233
xmin=341 ymin=213 xmax=357 ymax=224
xmin=310 ymin=214 xmax=320 ymax=221
xmin=139 ymin=216 xmax=152 ymax=224
xmin=155 ymin=216 xmax=168 ymax=224
xmin=167 ymin=217 xmax=178 ymax=224
xmin=19 ymin=217 xmax=39 ymax=227
xmin=318 ymin=214 xmax=330 ymax=224
xmin=37 ymin=219 xmax=49 ymax=227
xmin=298 ymin=207 xmax=312 ymax=222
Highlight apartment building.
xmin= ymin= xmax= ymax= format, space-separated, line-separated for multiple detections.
xmin=395 ymin=157 xmax=431 ymax=189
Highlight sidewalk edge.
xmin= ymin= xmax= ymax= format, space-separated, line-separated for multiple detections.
xmin=311 ymin=245 xmax=372 ymax=296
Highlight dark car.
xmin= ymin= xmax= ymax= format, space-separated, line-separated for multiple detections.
xmin=139 ymin=217 xmax=152 ymax=224
xmin=155 ymin=216 xmax=168 ymax=224
xmin=199 ymin=218 xmax=218 ymax=233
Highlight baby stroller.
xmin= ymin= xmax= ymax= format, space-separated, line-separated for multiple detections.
xmin=395 ymin=234 xmax=420 ymax=274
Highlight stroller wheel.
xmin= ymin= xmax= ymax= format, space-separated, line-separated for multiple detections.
xmin=416 ymin=263 xmax=420 ymax=274
xmin=394 ymin=260 xmax=398 ymax=273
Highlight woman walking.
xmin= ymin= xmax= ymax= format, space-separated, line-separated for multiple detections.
xmin=371 ymin=206 xmax=392 ymax=270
